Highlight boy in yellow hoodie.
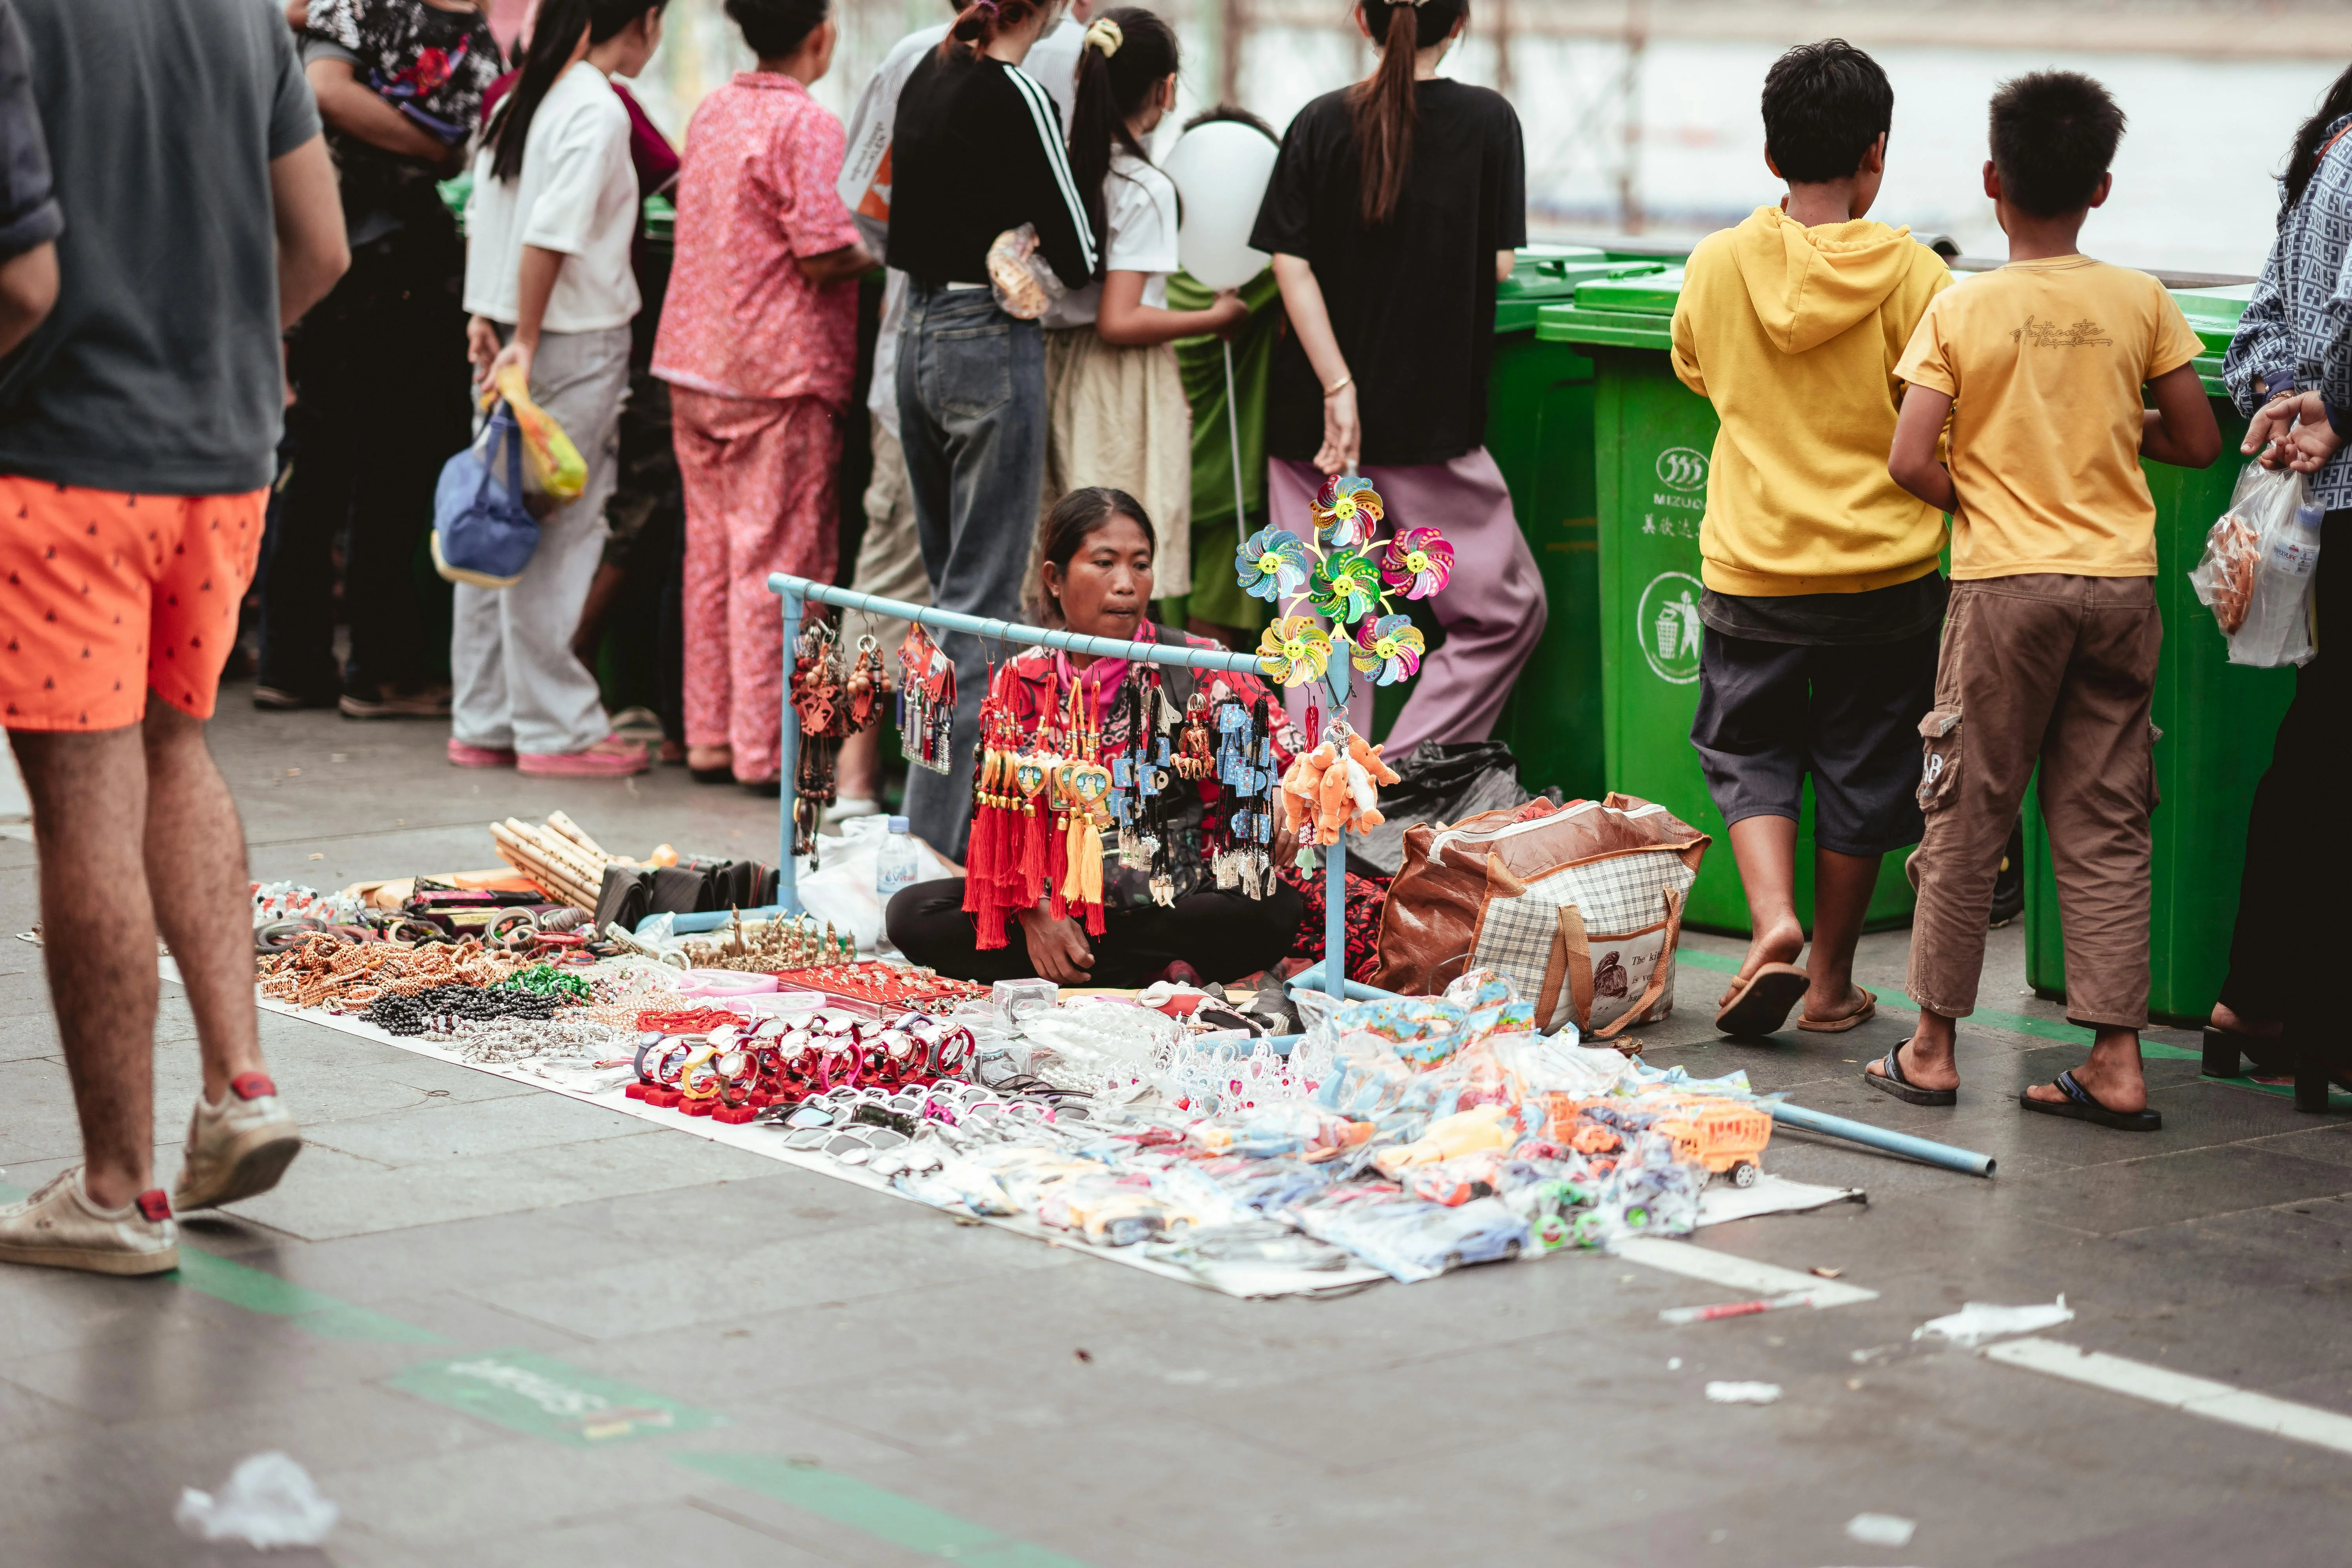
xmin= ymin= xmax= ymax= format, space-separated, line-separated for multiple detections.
xmin=1669 ymin=40 xmax=1951 ymax=1039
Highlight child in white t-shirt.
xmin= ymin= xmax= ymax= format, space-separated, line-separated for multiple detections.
xmin=456 ymin=0 xmax=665 ymax=777
xmin=1036 ymin=7 xmax=1245 ymax=606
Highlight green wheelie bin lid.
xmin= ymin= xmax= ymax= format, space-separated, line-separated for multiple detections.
xmin=1494 ymin=245 xmax=1613 ymax=330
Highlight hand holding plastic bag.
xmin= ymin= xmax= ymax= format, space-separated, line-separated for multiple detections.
xmin=483 ymin=364 xmax=587 ymax=517
xmin=2190 ymin=461 xmax=2321 ymax=666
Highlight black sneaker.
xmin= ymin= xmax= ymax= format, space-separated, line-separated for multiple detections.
xmin=339 ymin=682 xmax=453 ymax=719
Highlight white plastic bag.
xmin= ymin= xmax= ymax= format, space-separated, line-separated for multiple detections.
xmin=796 ymin=814 xmax=955 ymax=956
xmin=174 ymin=1452 xmax=339 ymax=1548
xmin=2189 ymin=462 xmax=2320 ymax=666
xmin=1913 ymin=1294 xmax=2073 ymax=1347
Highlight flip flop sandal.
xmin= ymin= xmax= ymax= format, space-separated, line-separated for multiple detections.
xmin=1863 ymin=1040 xmax=1956 ymax=1106
xmin=2022 ymin=1069 xmax=2161 ymax=1131
xmin=1798 ymin=987 xmax=1878 ymax=1033
xmin=1714 ymin=962 xmax=1810 ymax=1038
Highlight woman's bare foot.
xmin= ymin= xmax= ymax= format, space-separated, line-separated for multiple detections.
xmin=2209 ymin=1002 xmax=2282 ymax=1038
xmin=687 ymin=744 xmax=732 ymax=773
xmin=1721 ymin=916 xmax=1806 ymax=1008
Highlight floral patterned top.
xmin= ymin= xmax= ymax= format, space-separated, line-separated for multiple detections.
xmin=651 ymin=73 xmax=861 ymax=407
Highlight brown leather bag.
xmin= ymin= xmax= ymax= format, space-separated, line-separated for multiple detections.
xmin=1369 ymin=794 xmax=1710 ymax=1037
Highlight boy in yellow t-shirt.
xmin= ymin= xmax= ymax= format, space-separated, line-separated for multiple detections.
xmin=1668 ymin=40 xmax=1953 ymax=1042
xmin=1879 ymin=71 xmax=2218 ymax=1131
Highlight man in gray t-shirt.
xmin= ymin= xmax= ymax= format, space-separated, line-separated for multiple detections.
xmin=0 ymin=0 xmax=351 ymax=1278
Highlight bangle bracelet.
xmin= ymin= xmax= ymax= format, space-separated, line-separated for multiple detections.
xmin=1323 ymin=374 xmax=1353 ymax=398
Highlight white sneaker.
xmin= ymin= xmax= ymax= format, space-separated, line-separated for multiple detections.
xmin=0 ymin=1168 xmax=178 ymax=1276
xmin=822 ymin=797 xmax=882 ymax=827
xmin=172 ymin=1071 xmax=303 ymax=1212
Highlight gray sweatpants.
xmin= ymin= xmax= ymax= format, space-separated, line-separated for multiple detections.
xmin=452 ymin=324 xmax=630 ymax=756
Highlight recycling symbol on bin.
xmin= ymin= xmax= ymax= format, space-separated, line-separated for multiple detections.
xmin=1635 ymin=570 xmax=1706 ymax=685
xmin=1655 ymin=446 xmax=1709 ymax=491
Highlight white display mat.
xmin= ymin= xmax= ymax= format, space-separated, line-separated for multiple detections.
xmin=189 ymin=962 xmax=1864 ymax=1299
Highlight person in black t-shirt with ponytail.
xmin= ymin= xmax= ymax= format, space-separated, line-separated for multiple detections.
xmin=1248 ymin=0 xmax=1542 ymax=753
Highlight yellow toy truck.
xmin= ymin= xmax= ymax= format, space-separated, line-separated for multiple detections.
xmin=1648 ymin=1096 xmax=1773 ymax=1188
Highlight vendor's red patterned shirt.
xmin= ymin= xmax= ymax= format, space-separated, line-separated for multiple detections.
xmin=652 ymin=73 xmax=861 ymax=406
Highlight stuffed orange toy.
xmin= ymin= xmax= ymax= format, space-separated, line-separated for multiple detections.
xmin=1278 ymin=733 xmax=1401 ymax=846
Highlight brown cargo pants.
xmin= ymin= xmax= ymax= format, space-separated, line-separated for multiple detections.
xmin=1907 ymin=574 xmax=2161 ymax=1031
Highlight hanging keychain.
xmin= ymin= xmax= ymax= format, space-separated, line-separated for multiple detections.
xmin=789 ymin=619 xmax=851 ymax=854
xmin=897 ymin=624 xmax=957 ymax=774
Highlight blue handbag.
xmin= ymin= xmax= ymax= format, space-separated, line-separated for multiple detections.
xmin=430 ymin=401 xmax=541 ymax=589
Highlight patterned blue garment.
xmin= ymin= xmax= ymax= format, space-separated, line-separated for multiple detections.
xmin=2224 ymin=112 xmax=2352 ymax=507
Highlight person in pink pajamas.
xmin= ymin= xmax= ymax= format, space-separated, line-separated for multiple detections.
xmin=651 ymin=0 xmax=873 ymax=791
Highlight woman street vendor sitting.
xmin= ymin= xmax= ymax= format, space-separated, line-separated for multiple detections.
xmin=887 ymin=488 xmax=1304 ymax=986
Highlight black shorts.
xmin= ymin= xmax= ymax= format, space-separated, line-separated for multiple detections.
xmin=1688 ymin=625 xmax=1940 ymax=857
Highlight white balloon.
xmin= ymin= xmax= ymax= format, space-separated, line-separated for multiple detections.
xmin=1162 ymin=120 xmax=1281 ymax=291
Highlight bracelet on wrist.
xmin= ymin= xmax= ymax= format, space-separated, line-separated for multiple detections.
xmin=1322 ymin=374 xmax=1353 ymax=399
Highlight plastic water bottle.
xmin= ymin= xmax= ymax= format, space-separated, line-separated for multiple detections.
xmin=2238 ymin=500 xmax=2323 ymax=666
xmin=876 ymin=815 xmax=920 ymax=898
xmin=2271 ymin=501 xmax=2326 ymax=582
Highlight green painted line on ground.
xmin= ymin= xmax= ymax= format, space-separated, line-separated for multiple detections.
xmin=388 ymin=1348 xmax=723 ymax=1445
xmin=1677 ymin=950 xmax=2348 ymax=1105
xmin=677 ymin=1453 xmax=1095 ymax=1567
xmin=0 ymin=1189 xmax=1071 ymax=1560
xmin=172 ymin=1248 xmax=446 ymax=1343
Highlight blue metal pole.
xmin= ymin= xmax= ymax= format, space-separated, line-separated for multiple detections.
xmin=1323 ymin=661 xmax=1348 ymax=1000
xmin=777 ymin=586 xmax=804 ymax=915
xmin=1285 ymin=961 xmax=1397 ymax=1002
xmin=766 ymin=575 xmax=1261 ymax=677
xmin=1766 ymin=1100 xmax=1996 ymax=1178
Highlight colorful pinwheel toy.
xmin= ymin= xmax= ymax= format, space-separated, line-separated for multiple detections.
xmin=1256 ymin=617 xmax=1332 ymax=686
xmin=1231 ymin=480 xmax=1449 ymax=690
xmin=1381 ymin=526 xmax=1454 ymax=600
xmin=1236 ymin=526 xmax=1312 ymax=603
xmin=1309 ymin=549 xmax=1381 ymax=624
xmin=1352 ymin=614 xmax=1426 ymax=684
xmin=1312 ymin=475 xmax=1384 ymax=550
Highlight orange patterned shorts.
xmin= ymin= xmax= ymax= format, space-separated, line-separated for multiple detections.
xmin=0 ymin=476 xmax=266 ymax=731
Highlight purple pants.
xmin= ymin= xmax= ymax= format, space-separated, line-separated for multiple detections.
xmin=1268 ymin=450 xmax=1546 ymax=753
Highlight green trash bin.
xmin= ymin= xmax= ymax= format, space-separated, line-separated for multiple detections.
xmin=2021 ymin=285 xmax=2298 ymax=1025
xmin=1536 ymin=270 xmax=1919 ymax=935
xmin=1483 ymin=245 xmax=1655 ymax=802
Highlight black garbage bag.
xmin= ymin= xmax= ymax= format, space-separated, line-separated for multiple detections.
xmin=1343 ymin=739 xmax=1559 ymax=877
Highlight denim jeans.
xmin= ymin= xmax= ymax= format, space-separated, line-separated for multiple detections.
xmin=895 ymin=281 xmax=1046 ymax=859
